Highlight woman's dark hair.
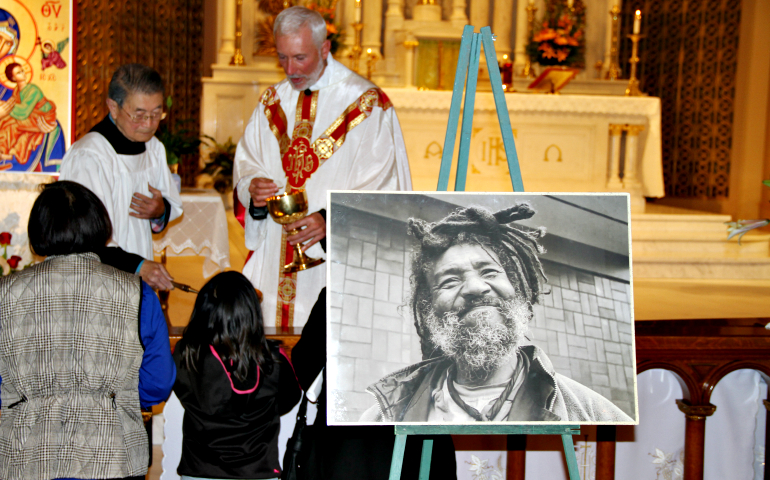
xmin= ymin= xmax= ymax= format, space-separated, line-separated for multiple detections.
xmin=179 ymin=271 xmax=272 ymax=382
xmin=28 ymin=181 xmax=112 ymax=256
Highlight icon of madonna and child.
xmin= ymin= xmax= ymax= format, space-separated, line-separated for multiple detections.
xmin=0 ymin=8 xmax=65 ymax=173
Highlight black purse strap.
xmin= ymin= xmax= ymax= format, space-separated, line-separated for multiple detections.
xmin=296 ymin=392 xmax=309 ymax=425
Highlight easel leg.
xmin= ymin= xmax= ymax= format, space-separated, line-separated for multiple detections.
xmin=596 ymin=425 xmax=616 ymax=480
xmin=389 ymin=434 xmax=408 ymax=480
xmin=561 ymin=433 xmax=582 ymax=480
xmin=418 ymin=438 xmax=434 ymax=480
xmin=507 ymin=434 xmax=526 ymax=480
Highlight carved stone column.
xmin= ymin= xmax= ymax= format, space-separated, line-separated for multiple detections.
xmin=623 ymin=124 xmax=645 ymax=188
xmin=385 ymin=0 xmax=404 ymax=30
xmin=607 ymin=124 xmax=624 ymax=189
xmin=677 ymin=399 xmax=717 ymax=480
xmin=362 ymin=0 xmax=383 ymax=56
xmin=342 ymin=0 xmax=357 ymax=52
xmin=470 ymin=0 xmax=489 ymax=31
xmin=218 ymin=0 xmax=236 ymax=65
xmin=492 ymin=0 xmax=513 ymax=59
xmin=451 ymin=0 xmax=469 ymax=28
xmin=403 ymin=38 xmax=418 ymax=88
xmin=513 ymin=0 xmax=530 ymax=73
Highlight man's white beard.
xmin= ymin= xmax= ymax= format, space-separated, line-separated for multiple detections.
xmin=425 ymin=298 xmax=531 ymax=382
xmin=289 ymin=56 xmax=326 ymax=91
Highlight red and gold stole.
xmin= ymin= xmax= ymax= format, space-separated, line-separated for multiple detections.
xmin=260 ymin=85 xmax=393 ymax=327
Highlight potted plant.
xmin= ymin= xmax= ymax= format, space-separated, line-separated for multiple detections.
xmin=154 ymin=96 xmax=203 ymax=190
xmin=198 ymin=136 xmax=237 ymax=209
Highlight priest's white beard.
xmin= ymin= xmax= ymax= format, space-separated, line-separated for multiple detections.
xmin=288 ymin=56 xmax=326 ymax=91
xmin=425 ymin=297 xmax=531 ymax=382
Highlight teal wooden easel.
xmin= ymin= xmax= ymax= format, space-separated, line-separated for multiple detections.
xmin=387 ymin=25 xmax=582 ymax=480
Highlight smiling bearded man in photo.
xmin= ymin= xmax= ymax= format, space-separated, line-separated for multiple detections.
xmin=361 ymin=204 xmax=633 ymax=423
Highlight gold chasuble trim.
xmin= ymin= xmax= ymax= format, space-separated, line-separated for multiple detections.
xmin=261 ymin=86 xmax=393 ymax=327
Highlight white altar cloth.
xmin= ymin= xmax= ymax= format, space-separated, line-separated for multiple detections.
xmin=152 ymin=189 xmax=231 ymax=278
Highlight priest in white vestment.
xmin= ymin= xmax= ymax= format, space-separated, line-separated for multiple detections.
xmin=233 ymin=6 xmax=411 ymax=328
xmin=60 ymin=64 xmax=183 ymax=265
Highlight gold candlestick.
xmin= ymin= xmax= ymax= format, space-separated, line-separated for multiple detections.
xmin=230 ymin=0 xmax=245 ymax=66
xmin=606 ymin=4 xmax=621 ymax=80
xmin=521 ymin=3 xmax=537 ymax=78
xmin=348 ymin=22 xmax=364 ymax=73
xmin=624 ymin=34 xmax=646 ymax=96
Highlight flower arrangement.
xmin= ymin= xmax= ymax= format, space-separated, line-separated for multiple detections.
xmin=0 ymin=231 xmax=27 ymax=275
xmin=527 ymin=0 xmax=586 ymax=68
xmin=306 ymin=1 xmax=343 ymax=54
xmin=255 ymin=0 xmax=343 ymax=56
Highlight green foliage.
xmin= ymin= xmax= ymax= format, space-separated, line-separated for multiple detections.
xmin=155 ymin=118 xmax=202 ymax=166
xmin=200 ymin=136 xmax=237 ymax=193
xmin=155 ymin=96 xmax=202 ymax=166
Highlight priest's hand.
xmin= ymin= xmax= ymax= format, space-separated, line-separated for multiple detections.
xmin=249 ymin=177 xmax=280 ymax=207
xmin=286 ymin=212 xmax=325 ymax=249
xmin=130 ymin=184 xmax=166 ymax=219
xmin=139 ymin=260 xmax=175 ymax=291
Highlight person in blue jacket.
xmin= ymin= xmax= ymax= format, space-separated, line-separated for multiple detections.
xmin=0 ymin=180 xmax=175 ymax=480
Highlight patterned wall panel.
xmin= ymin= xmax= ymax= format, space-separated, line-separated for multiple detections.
xmin=75 ymin=0 xmax=203 ymax=184
xmin=619 ymin=0 xmax=741 ymax=199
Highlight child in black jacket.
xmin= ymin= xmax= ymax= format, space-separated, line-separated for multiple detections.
xmin=173 ymin=271 xmax=300 ymax=480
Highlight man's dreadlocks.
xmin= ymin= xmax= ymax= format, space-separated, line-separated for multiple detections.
xmin=407 ymin=203 xmax=549 ymax=359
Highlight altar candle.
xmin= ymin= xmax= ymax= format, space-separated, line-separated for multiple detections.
xmin=355 ymin=0 xmax=362 ymax=23
xmin=568 ymin=0 xmax=573 ymax=7
xmin=528 ymin=0 xmax=534 ymax=5
xmin=633 ymin=10 xmax=642 ymax=34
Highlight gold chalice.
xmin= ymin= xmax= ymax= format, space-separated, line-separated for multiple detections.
xmin=265 ymin=189 xmax=325 ymax=273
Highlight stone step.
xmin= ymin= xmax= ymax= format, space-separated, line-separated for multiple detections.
xmin=631 ymin=212 xmax=734 ymax=235
xmin=630 ymin=206 xmax=770 ymax=279
xmin=633 ymin=255 xmax=770 ymax=279
xmin=632 ymin=231 xmax=770 ymax=257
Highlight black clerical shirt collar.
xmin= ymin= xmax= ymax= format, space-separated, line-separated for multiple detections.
xmin=89 ymin=114 xmax=147 ymax=155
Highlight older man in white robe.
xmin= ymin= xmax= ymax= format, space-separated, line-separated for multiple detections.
xmin=59 ymin=64 xmax=183 ymax=290
xmin=234 ymin=6 xmax=411 ymax=328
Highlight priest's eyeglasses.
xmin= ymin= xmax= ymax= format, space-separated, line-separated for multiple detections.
xmin=122 ymin=106 xmax=167 ymax=124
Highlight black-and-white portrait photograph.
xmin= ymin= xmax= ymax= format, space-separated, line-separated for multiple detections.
xmin=326 ymin=191 xmax=638 ymax=425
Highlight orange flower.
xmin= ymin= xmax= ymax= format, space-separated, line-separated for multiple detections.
xmin=557 ymin=14 xmax=573 ymax=30
xmin=538 ymin=43 xmax=558 ymax=59
xmin=326 ymin=23 xmax=338 ymax=35
xmin=533 ymin=28 xmax=557 ymax=42
xmin=556 ymin=48 xmax=569 ymax=62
